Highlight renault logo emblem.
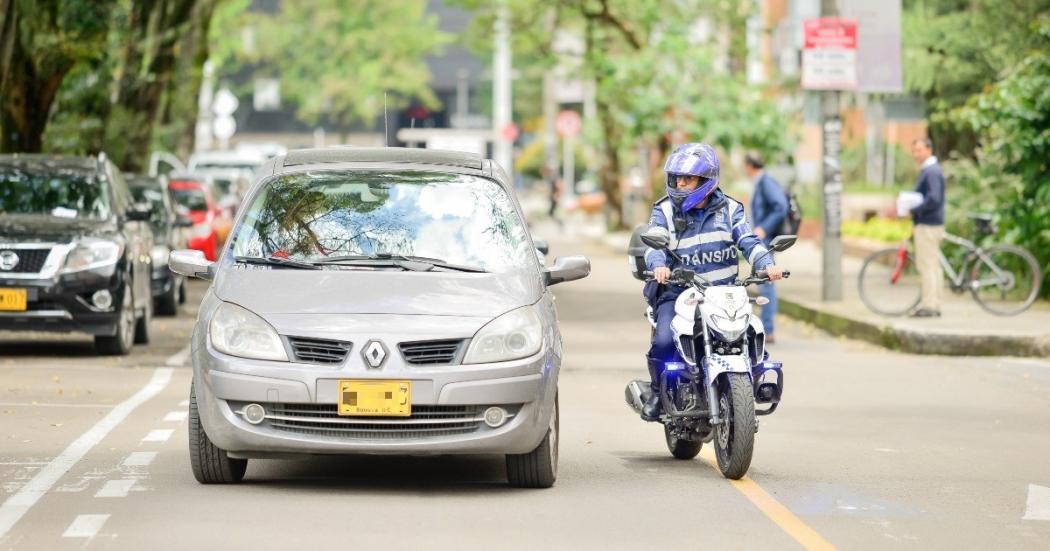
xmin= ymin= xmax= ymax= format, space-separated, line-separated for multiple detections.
xmin=362 ymin=340 xmax=388 ymax=369
xmin=0 ymin=251 xmax=18 ymax=271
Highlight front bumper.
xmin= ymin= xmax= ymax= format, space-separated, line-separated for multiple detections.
xmin=193 ymin=340 xmax=559 ymax=457
xmin=0 ymin=270 xmax=124 ymax=336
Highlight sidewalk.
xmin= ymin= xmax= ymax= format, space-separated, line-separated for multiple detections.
xmin=582 ymin=221 xmax=1050 ymax=357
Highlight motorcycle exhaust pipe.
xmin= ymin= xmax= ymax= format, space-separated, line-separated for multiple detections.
xmin=625 ymin=380 xmax=651 ymax=414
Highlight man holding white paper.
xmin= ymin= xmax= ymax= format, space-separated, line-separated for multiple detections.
xmin=908 ymin=138 xmax=946 ymax=317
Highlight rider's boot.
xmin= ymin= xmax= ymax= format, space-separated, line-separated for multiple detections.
xmin=641 ymin=359 xmax=663 ymax=421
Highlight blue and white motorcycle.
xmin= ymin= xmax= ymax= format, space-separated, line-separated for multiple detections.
xmin=625 ymin=227 xmax=793 ymax=479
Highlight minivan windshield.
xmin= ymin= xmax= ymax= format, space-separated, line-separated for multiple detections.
xmin=230 ymin=171 xmax=534 ymax=273
xmin=0 ymin=168 xmax=112 ymax=219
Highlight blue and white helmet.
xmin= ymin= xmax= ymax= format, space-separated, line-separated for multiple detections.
xmin=664 ymin=143 xmax=720 ymax=210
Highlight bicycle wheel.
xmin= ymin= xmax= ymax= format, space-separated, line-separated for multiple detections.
xmin=970 ymin=244 xmax=1042 ymax=316
xmin=858 ymin=247 xmax=921 ymax=316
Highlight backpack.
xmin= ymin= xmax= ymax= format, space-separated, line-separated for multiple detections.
xmin=776 ymin=185 xmax=803 ymax=237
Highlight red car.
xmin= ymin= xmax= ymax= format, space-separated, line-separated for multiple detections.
xmin=168 ymin=176 xmax=223 ymax=261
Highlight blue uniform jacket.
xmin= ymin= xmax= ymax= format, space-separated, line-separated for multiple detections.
xmin=750 ymin=172 xmax=788 ymax=238
xmin=645 ymin=189 xmax=773 ymax=287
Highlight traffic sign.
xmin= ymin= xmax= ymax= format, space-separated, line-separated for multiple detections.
xmin=801 ymin=18 xmax=858 ymax=90
xmin=555 ymin=110 xmax=582 ymax=138
xmin=212 ymin=88 xmax=239 ymax=117
xmin=212 ymin=116 xmax=236 ymax=141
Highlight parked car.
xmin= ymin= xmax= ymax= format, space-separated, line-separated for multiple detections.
xmin=128 ymin=174 xmax=192 ymax=315
xmin=170 ymin=147 xmax=591 ymax=487
xmin=0 ymin=154 xmax=154 ymax=355
xmin=167 ymin=174 xmax=224 ymax=261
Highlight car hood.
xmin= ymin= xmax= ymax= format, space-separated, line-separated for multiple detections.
xmin=0 ymin=214 xmax=115 ymax=243
xmin=213 ymin=267 xmax=543 ymax=318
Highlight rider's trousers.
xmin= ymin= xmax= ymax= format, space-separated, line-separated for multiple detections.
xmin=647 ymin=292 xmax=682 ymax=384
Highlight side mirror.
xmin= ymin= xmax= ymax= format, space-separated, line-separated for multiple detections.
xmin=174 ymin=215 xmax=194 ymax=228
xmin=170 ymin=249 xmax=214 ymax=280
xmin=545 ymin=255 xmax=591 ymax=286
xmin=533 ymin=238 xmax=549 ymax=256
xmin=639 ymin=227 xmax=671 ymax=250
xmin=768 ymin=235 xmax=796 ymax=252
xmin=126 ymin=205 xmax=153 ymax=222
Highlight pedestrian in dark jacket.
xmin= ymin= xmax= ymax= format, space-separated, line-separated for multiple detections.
xmin=909 ymin=137 xmax=946 ymax=317
xmin=744 ymin=151 xmax=788 ymax=343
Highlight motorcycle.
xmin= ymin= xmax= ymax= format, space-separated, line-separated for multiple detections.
xmin=624 ymin=226 xmax=794 ymax=479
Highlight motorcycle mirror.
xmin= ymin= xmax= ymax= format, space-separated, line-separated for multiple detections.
xmin=769 ymin=235 xmax=796 ymax=252
xmin=639 ymin=227 xmax=671 ymax=250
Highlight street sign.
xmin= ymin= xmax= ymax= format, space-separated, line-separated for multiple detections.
xmin=500 ymin=122 xmax=519 ymax=143
xmin=555 ymin=110 xmax=582 ymax=138
xmin=212 ymin=88 xmax=239 ymax=117
xmin=212 ymin=116 xmax=236 ymax=141
xmin=840 ymin=0 xmax=903 ymax=93
xmin=801 ymin=18 xmax=858 ymax=90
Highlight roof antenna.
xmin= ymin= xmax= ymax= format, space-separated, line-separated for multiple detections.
xmin=384 ymin=92 xmax=389 ymax=147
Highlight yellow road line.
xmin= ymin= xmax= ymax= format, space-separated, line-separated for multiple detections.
xmin=700 ymin=449 xmax=837 ymax=551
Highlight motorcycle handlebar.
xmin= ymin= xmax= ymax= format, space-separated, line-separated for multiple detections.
xmin=642 ymin=269 xmax=791 ymax=285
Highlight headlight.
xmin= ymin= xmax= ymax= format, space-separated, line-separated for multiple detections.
xmin=710 ymin=312 xmax=748 ymax=342
xmin=463 ymin=305 xmax=543 ymax=364
xmin=150 ymin=245 xmax=170 ymax=267
xmin=209 ymin=302 xmax=288 ymax=361
xmin=61 ymin=239 xmax=122 ymax=273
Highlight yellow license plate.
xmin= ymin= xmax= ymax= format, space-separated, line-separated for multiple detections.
xmin=0 ymin=288 xmax=27 ymax=312
xmin=337 ymin=380 xmax=411 ymax=417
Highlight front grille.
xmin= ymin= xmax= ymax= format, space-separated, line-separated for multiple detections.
xmin=288 ymin=337 xmax=352 ymax=364
xmin=242 ymin=403 xmax=492 ymax=440
xmin=0 ymin=248 xmax=50 ymax=274
xmin=399 ymin=339 xmax=463 ymax=365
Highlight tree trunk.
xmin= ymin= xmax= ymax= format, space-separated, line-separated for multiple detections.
xmin=165 ymin=0 xmax=217 ymax=159
xmin=594 ymin=93 xmax=624 ymax=229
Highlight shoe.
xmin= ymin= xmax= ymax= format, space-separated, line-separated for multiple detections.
xmin=765 ymin=334 xmax=776 ymax=345
xmin=641 ymin=385 xmax=662 ymax=421
xmin=909 ymin=308 xmax=941 ymax=318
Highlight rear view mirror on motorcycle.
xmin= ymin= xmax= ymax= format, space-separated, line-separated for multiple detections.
xmin=639 ymin=227 xmax=671 ymax=250
xmin=768 ymin=235 xmax=796 ymax=252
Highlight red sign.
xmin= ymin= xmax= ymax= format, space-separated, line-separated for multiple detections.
xmin=555 ymin=110 xmax=582 ymax=138
xmin=500 ymin=123 xmax=519 ymax=142
xmin=802 ymin=18 xmax=858 ymax=90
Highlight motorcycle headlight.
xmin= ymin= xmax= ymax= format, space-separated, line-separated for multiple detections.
xmin=61 ymin=239 xmax=122 ymax=273
xmin=463 ymin=305 xmax=543 ymax=364
xmin=150 ymin=245 xmax=170 ymax=267
xmin=209 ymin=302 xmax=288 ymax=361
xmin=711 ymin=312 xmax=748 ymax=342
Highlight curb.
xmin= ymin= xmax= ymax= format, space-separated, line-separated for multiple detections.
xmin=777 ymin=295 xmax=1050 ymax=358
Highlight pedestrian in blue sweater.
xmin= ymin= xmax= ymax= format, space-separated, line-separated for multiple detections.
xmin=744 ymin=151 xmax=788 ymax=344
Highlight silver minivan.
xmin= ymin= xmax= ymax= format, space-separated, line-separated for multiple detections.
xmin=170 ymin=147 xmax=589 ymax=488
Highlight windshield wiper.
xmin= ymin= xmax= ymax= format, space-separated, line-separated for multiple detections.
xmin=235 ymin=255 xmax=321 ymax=270
xmin=312 ymin=254 xmax=488 ymax=273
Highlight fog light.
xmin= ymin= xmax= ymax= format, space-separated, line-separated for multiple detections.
xmin=243 ymin=403 xmax=266 ymax=425
xmin=483 ymin=406 xmax=508 ymax=428
xmin=665 ymin=361 xmax=686 ymax=371
xmin=91 ymin=290 xmax=113 ymax=310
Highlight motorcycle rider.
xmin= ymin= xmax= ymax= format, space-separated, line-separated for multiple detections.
xmin=642 ymin=143 xmax=784 ymax=421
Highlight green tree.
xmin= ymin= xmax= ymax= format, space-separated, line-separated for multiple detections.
xmin=232 ymin=0 xmax=451 ymax=135
xmin=0 ymin=0 xmax=115 ymax=152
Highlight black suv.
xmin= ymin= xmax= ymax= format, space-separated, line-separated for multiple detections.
xmin=0 ymin=154 xmax=154 ymax=355
xmin=128 ymin=174 xmax=191 ymax=316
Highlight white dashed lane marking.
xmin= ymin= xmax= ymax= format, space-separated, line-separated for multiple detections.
xmin=121 ymin=452 xmax=157 ymax=468
xmin=178 ymin=400 xmax=189 ymax=407
xmin=163 ymin=411 xmax=188 ymax=422
xmin=1024 ymin=484 xmax=1050 ymax=521
xmin=141 ymin=429 xmax=173 ymax=443
xmin=165 ymin=344 xmax=191 ymax=367
xmin=94 ymin=479 xmax=137 ymax=498
xmin=62 ymin=514 xmax=110 ymax=538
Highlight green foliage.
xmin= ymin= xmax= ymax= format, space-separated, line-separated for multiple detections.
xmin=234 ymin=0 xmax=451 ymax=129
xmin=951 ymin=16 xmax=1050 ymax=296
xmin=842 ymin=218 xmax=913 ymax=243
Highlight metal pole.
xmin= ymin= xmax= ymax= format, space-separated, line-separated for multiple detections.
xmin=493 ymin=3 xmax=513 ymax=175
xmin=821 ymin=0 xmax=843 ymax=301
xmin=563 ymin=134 xmax=575 ymax=201
xmin=543 ymin=70 xmax=559 ymax=191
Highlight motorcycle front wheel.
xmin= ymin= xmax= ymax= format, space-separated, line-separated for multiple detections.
xmin=664 ymin=424 xmax=702 ymax=460
xmin=714 ymin=373 xmax=756 ymax=480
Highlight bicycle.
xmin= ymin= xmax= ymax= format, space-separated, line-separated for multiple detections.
xmin=858 ymin=214 xmax=1043 ymax=316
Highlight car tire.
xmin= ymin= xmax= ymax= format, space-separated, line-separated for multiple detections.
xmin=178 ymin=278 xmax=187 ymax=305
xmin=157 ymin=279 xmax=178 ymax=316
xmin=134 ymin=294 xmax=151 ymax=344
xmin=94 ymin=283 xmax=134 ymax=356
xmin=506 ymin=394 xmax=558 ymax=489
xmin=188 ymin=381 xmax=247 ymax=484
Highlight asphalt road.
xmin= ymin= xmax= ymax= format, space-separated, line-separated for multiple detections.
xmin=1 ymin=231 xmax=1049 ymax=550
